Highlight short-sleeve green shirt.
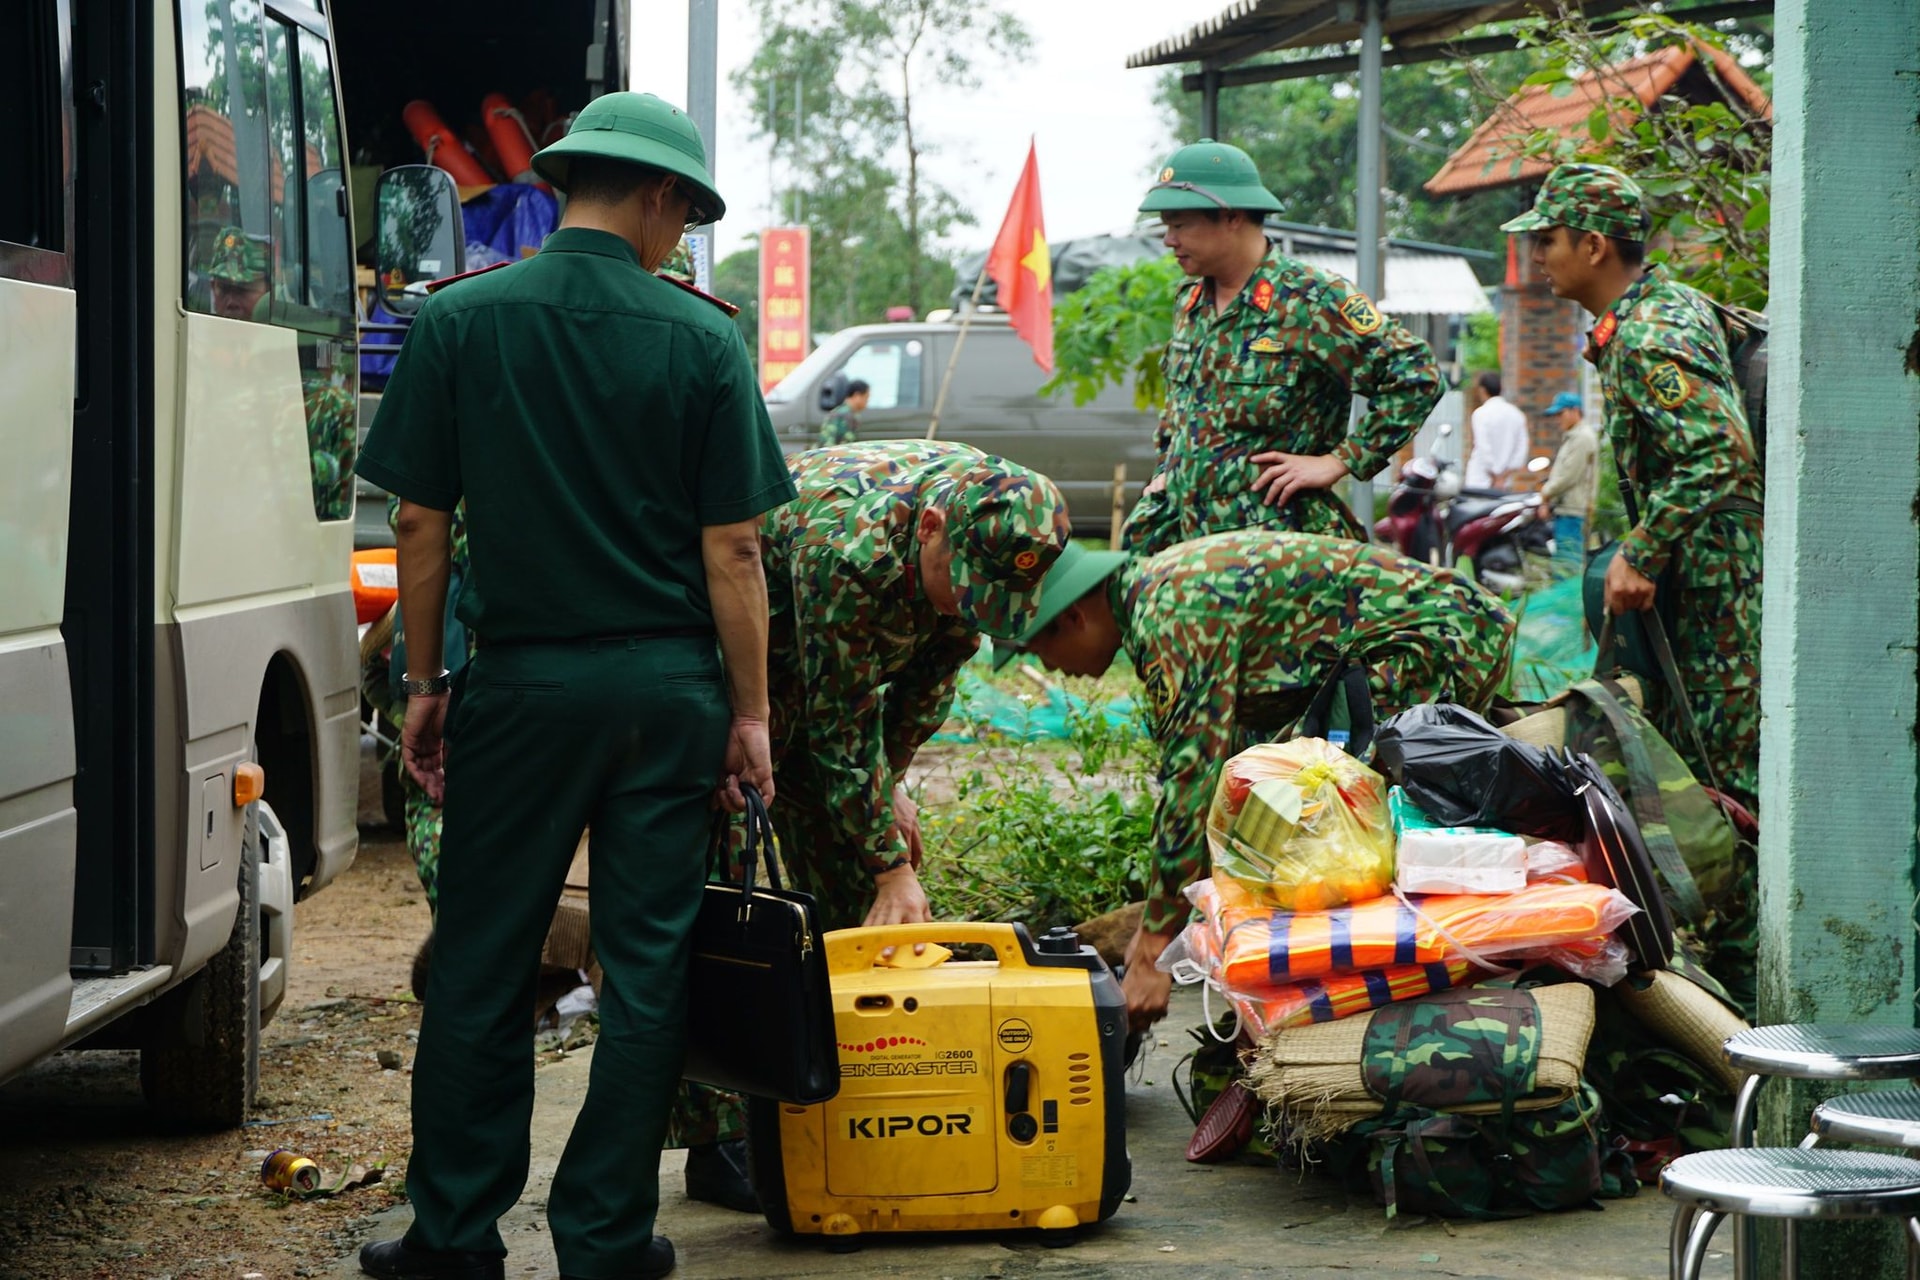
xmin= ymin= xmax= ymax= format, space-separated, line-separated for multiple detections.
xmin=357 ymin=228 xmax=796 ymax=643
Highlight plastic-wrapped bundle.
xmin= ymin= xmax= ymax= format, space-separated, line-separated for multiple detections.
xmin=1206 ymin=739 xmax=1395 ymax=912
xmin=1189 ymin=877 xmax=1641 ymax=988
xmin=1163 ymin=920 xmax=1477 ymax=1037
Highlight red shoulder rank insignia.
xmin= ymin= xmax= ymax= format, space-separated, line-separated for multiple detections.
xmin=1181 ymin=281 xmax=1205 ymax=316
xmin=1250 ymin=278 xmax=1276 ymax=313
xmin=1590 ymin=311 xmax=1619 ymax=349
xmin=423 ymin=260 xmax=512 ymax=294
xmin=661 ymin=273 xmax=740 ymax=316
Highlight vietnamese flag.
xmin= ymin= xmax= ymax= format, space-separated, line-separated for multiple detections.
xmin=986 ymin=140 xmax=1053 ymax=373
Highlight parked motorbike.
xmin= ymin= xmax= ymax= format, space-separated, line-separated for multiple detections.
xmin=1375 ymin=425 xmax=1554 ymax=594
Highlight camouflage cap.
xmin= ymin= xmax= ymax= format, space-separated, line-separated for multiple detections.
xmin=1501 ymin=163 xmax=1650 ymax=241
xmin=205 ymin=226 xmax=270 ymax=282
xmin=927 ymin=461 xmax=1072 ymax=640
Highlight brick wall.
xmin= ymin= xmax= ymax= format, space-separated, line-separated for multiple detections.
xmin=1493 ymin=235 xmax=1589 ymax=486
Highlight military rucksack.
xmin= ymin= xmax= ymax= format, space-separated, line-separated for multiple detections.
xmin=1319 ymin=986 xmax=1637 ymax=1219
xmin=1704 ymin=298 xmax=1768 ymax=475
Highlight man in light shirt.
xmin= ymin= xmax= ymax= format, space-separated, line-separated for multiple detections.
xmin=1464 ymin=371 xmax=1530 ymax=490
xmin=1538 ymin=390 xmax=1600 ymax=566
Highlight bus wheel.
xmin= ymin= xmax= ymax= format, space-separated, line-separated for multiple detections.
xmin=141 ymin=807 xmax=262 ymax=1129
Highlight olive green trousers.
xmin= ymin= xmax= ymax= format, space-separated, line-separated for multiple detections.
xmin=402 ymin=636 xmax=729 ymax=1278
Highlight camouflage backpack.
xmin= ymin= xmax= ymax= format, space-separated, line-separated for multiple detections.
xmin=1322 ymin=987 xmax=1637 ymax=1219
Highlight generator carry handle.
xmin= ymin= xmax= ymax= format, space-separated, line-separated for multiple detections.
xmin=826 ymin=921 xmax=1060 ymax=976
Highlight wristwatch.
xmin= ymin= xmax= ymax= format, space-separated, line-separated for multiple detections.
xmin=402 ymin=669 xmax=453 ymax=696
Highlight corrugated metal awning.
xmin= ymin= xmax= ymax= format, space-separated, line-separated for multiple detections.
xmin=1129 ymin=2 xmax=1573 ymax=70
xmin=1293 ymin=249 xmax=1492 ymax=316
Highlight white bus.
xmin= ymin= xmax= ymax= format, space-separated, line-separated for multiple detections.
xmin=1 ymin=0 xmax=361 ymax=1126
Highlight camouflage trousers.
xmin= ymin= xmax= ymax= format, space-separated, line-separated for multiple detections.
xmin=1664 ymin=519 xmax=1763 ymax=812
xmin=661 ymin=750 xmax=882 ymax=1147
xmin=404 ymin=782 xmax=445 ymax=914
xmin=1122 ymin=480 xmax=1363 ymax=558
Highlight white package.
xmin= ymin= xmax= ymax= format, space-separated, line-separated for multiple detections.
xmin=1395 ymin=827 xmax=1530 ymax=895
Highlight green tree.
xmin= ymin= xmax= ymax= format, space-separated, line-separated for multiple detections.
xmin=734 ymin=0 xmax=1029 ymax=325
xmin=1472 ymin=9 xmax=1772 ymax=308
xmin=1155 ymin=51 xmax=1546 ymax=279
xmin=713 ymin=245 xmax=761 ymax=353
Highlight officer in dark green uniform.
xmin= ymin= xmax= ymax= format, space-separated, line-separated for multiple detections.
xmin=354 ymin=92 xmax=795 ymax=1280
xmin=1125 ymin=141 xmax=1441 ymax=556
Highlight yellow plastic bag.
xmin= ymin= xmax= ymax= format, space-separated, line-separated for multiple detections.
xmin=1205 ymin=738 xmax=1394 ymax=911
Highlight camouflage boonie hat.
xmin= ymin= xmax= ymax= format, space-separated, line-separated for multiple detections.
xmin=1501 ymin=163 xmax=1650 ymax=241
xmin=927 ymin=462 xmax=1071 ymax=640
xmin=206 ymin=226 xmax=270 ymax=282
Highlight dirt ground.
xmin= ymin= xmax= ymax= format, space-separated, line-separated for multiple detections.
xmin=0 ymin=751 xmax=448 ymax=1280
xmin=0 ymin=741 xmax=1025 ymax=1280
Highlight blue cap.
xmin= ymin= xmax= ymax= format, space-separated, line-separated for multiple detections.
xmin=1546 ymin=392 xmax=1583 ymax=415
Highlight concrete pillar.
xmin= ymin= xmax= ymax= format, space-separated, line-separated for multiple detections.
xmin=1760 ymin=2 xmax=1920 ymax=1273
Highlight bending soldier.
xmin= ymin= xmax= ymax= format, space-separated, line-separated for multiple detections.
xmin=997 ymin=531 xmax=1515 ymax=1031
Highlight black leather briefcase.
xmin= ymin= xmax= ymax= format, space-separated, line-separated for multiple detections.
xmin=684 ymin=785 xmax=839 ymax=1105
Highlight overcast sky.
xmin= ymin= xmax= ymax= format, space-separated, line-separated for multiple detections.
xmin=631 ymin=0 xmax=1203 ymax=262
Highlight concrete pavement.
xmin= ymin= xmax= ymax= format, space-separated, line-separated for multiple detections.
xmin=330 ymin=988 xmax=1714 ymax=1280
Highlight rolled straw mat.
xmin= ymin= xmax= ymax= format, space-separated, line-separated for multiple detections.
xmin=1614 ymin=967 xmax=1750 ymax=1093
xmin=1245 ymin=981 xmax=1596 ymax=1144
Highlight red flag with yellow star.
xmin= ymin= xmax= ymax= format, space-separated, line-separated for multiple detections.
xmin=986 ymin=141 xmax=1052 ymax=373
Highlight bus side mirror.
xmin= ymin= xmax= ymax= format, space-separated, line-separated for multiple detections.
xmin=375 ymin=165 xmax=466 ymax=317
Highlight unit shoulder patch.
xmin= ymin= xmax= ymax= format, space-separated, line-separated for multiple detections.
xmin=1339 ymin=293 xmax=1383 ymax=336
xmin=1645 ymin=360 xmax=1691 ymax=409
xmin=1142 ymin=655 xmax=1178 ymax=730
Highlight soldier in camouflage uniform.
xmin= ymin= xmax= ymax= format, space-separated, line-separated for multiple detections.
xmin=1504 ymin=165 xmax=1763 ymax=810
xmin=764 ymin=439 xmax=1071 ymax=928
xmin=204 ymin=225 xmax=357 ymax=520
xmin=1124 ymin=142 xmax=1443 ymax=556
xmin=819 ymin=379 xmax=868 ymax=447
xmin=665 ymin=440 xmax=1071 ymax=1189
xmin=999 ymin=530 xmax=1515 ymax=1030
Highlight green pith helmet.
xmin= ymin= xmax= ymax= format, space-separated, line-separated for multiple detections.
xmin=1139 ymin=138 xmax=1282 ymax=216
xmin=532 ymin=92 xmax=726 ymax=222
xmin=989 ymin=542 xmax=1129 ymax=670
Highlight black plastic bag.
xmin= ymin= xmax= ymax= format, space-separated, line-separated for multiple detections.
xmin=1372 ymin=704 xmax=1586 ymax=843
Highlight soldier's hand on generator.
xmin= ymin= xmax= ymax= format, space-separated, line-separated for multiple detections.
xmin=865 ymin=863 xmax=933 ymax=954
xmin=1248 ymin=451 xmax=1350 ymax=508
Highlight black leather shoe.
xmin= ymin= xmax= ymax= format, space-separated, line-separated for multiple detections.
xmin=684 ymin=1138 xmax=758 ymax=1213
xmin=358 ymin=1236 xmax=505 ymax=1280
xmin=560 ymin=1234 xmax=675 ymax=1280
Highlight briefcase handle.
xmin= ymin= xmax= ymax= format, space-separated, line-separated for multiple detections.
xmin=706 ymin=782 xmax=783 ymax=895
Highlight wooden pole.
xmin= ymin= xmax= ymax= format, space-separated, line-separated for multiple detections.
xmin=1109 ymin=463 xmax=1127 ymax=550
xmin=926 ymin=265 xmax=989 ymax=440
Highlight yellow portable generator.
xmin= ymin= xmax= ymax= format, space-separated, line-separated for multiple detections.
xmin=746 ymin=921 xmax=1131 ymax=1241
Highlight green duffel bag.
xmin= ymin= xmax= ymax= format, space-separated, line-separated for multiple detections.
xmin=1322 ymin=987 xmax=1638 ymax=1220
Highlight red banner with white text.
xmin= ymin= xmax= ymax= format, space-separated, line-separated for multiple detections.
xmin=758 ymin=226 xmax=810 ymax=391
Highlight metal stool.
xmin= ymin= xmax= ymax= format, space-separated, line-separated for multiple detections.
xmin=1726 ymin=1025 xmax=1920 ymax=1147
xmin=1805 ymin=1090 xmax=1920 ymax=1151
xmin=1723 ymin=1025 xmax=1920 ymax=1276
xmin=1661 ymin=1148 xmax=1920 ymax=1280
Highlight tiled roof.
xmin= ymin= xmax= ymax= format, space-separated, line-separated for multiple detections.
xmin=1424 ymin=42 xmax=1772 ymax=196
